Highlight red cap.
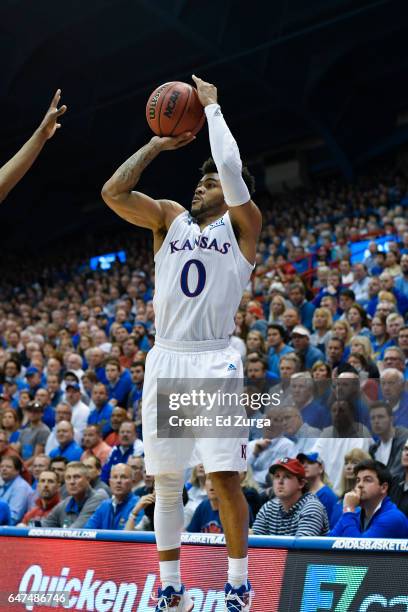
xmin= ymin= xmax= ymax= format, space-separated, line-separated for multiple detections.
xmin=247 ymin=303 xmax=264 ymax=318
xmin=269 ymin=457 xmax=306 ymax=478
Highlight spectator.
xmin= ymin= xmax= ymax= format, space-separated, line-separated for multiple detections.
xmin=125 ymin=490 xmax=156 ymax=532
xmin=104 ymin=358 xmax=132 ymax=406
xmin=104 ymin=407 xmax=128 ymax=448
xmin=65 ymin=382 xmax=90 ymax=438
xmin=49 ymin=455 xmax=69 ymax=494
xmin=84 ymin=464 xmax=142 ymax=530
xmin=338 ymin=288 xmax=356 ymax=318
xmin=127 ymin=455 xmax=145 ymax=492
xmin=330 ymin=460 xmax=408 ymax=538
xmin=347 ymin=304 xmax=370 ymax=338
xmin=46 ymin=373 xmax=62 ymax=408
xmin=240 ymin=470 xmax=262 ymax=525
xmin=15 ymin=401 xmax=50 ymax=464
xmin=0 ymin=500 xmax=11 ymax=525
xmin=394 ymin=253 xmax=408 ymax=299
xmin=297 ymin=452 xmax=338 ymax=527
xmin=369 ymin=401 xmax=408 ymax=478
xmin=45 ymin=401 xmax=82 ymax=455
xmin=127 ymin=361 xmax=145 ymax=421
xmin=19 ymin=470 xmax=60 ymax=526
xmin=310 ymin=308 xmax=332 ymax=354
xmin=25 ymin=366 xmax=43 ymax=399
xmin=248 ymin=409 xmax=295 ymax=487
xmin=266 ymin=324 xmax=293 ymax=378
xmin=101 ymin=421 xmax=144 ymax=483
xmin=290 ymin=373 xmax=329 ymax=429
xmin=0 ymin=456 xmax=35 ymax=525
xmin=380 ymin=368 xmax=408 ymax=426
xmin=331 ymin=448 xmax=371 ymax=526
xmin=87 ymin=383 xmax=114 ymax=437
xmin=42 ymin=461 xmax=108 ymax=528
xmin=34 ymin=387 xmax=55 ymax=430
xmin=1 ymin=408 xmax=21 ymax=444
xmin=282 ymin=308 xmax=300 ymax=336
xmin=82 ymin=455 xmax=111 ymax=496
xmin=49 ymin=421 xmax=83 ymax=462
xmin=370 ymin=314 xmax=392 ymax=359
xmin=350 ymin=264 xmax=370 ymax=303
xmin=313 ymin=399 xmax=372 ymax=493
xmin=245 ymin=302 xmax=268 ymax=337
xmin=281 ymin=405 xmax=321 ymax=455
xmin=291 ymin=325 xmax=324 ymax=370
xmin=288 ymin=283 xmax=315 ymax=331
xmin=184 ymin=463 xmax=207 ymax=528
xmin=326 ymin=337 xmax=346 ymax=370
xmin=389 ymin=439 xmax=408 ymax=517
xmin=187 ymin=476 xmax=223 ymax=533
xmin=252 ymin=458 xmax=329 ymax=536
xmin=81 ymin=424 xmax=112 ymax=465
xmin=383 ymin=347 xmax=407 ymax=378
xmin=397 ymin=326 xmax=408 ymax=374
xmin=30 ymin=454 xmax=51 ymax=491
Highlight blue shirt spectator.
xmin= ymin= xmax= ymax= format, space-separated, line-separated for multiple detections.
xmin=101 ymin=421 xmax=144 ymax=483
xmin=85 ymin=464 xmax=143 ymax=530
xmin=48 ymin=421 xmax=83 ymax=462
xmin=105 ymin=359 xmax=133 ymax=405
xmin=330 ymin=460 xmax=408 ymax=538
xmin=0 ymin=500 xmax=11 ymax=525
xmin=87 ymin=383 xmax=114 ymax=437
xmin=0 ymin=456 xmax=35 ymax=525
xmin=187 ymin=499 xmax=223 ymax=533
xmin=288 ymin=283 xmax=315 ymax=331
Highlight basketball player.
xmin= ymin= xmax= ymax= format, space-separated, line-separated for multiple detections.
xmin=0 ymin=90 xmax=67 ymax=204
xmin=102 ymin=75 xmax=261 ymax=611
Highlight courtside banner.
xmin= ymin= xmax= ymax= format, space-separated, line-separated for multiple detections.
xmin=279 ymin=550 xmax=408 ymax=612
xmin=0 ymin=534 xmax=286 ymax=611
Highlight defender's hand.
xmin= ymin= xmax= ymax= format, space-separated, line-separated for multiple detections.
xmin=151 ymin=132 xmax=195 ymax=151
xmin=38 ymin=89 xmax=67 ymax=140
xmin=192 ymin=75 xmax=218 ymax=107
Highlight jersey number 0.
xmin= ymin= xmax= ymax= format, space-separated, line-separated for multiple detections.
xmin=180 ymin=259 xmax=206 ymax=297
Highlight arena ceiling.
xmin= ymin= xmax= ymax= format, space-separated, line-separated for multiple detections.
xmin=0 ymin=0 xmax=408 ymax=251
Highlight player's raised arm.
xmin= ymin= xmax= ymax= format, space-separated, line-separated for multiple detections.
xmin=101 ymin=133 xmax=195 ymax=232
xmin=192 ymin=75 xmax=262 ymax=263
xmin=0 ymin=90 xmax=67 ymax=204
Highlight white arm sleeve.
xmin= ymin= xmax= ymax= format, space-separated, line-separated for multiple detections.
xmin=204 ymin=103 xmax=251 ymax=207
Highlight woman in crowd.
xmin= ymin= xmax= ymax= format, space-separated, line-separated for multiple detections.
xmin=268 ymin=294 xmax=287 ymax=324
xmin=245 ymin=330 xmax=266 ymax=356
xmin=183 ymin=464 xmax=208 ymax=528
xmin=331 ymin=319 xmax=352 ymax=359
xmin=311 ymin=360 xmax=332 ymax=404
xmin=240 ymin=468 xmax=262 ymax=526
xmin=350 ymin=335 xmax=379 ymax=378
xmin=347 ymin=303 xmax=371 ymax=338
xmin=330 ymin=448 xmax=371 ymax=526
xmin=310 ymin=307 xmax=333 ymax=354
xmin=347 ymin=353 xmax=378 ymax=400
xmin=370 ymin=313 xmax=392 ymax=360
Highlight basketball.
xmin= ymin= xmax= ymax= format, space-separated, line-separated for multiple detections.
xmin=146 ymin=81 xmax=205 ymax=137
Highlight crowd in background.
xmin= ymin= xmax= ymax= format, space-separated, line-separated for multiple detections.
xmin=1 ymin=158 xmax=408 ymax=538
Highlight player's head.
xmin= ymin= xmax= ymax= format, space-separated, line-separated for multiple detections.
xmin=191 ymin=157 xmax=255 ymax=220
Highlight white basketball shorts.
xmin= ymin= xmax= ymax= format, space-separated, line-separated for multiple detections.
xmin=142 ymin=336 xmax=248 ymax=475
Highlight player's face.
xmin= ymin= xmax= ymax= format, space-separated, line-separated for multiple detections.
xmin=191 ymin=173 xmax=225 ymax=220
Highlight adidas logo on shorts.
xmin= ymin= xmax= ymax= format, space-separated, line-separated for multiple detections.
xmin=227 ymin=363 xmax=237 ymax=371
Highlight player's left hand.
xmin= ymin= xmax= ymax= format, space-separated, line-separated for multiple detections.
xmin=38 ymin=89 xmax=67 ymax=140
xmin=192 ymin=75 xmax=218 ymax=107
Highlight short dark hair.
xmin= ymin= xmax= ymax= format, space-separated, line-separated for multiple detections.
xmin=328 ymin=336 xmax=345 ymax=349
xmin=340 ymin=288 xmax=355 ymax=300
xmin=84 ymin=455 xmax=102 ymax=470
xmin=131 ymin=360 xmax=145 ymax=371
xmin=200 ymin=157 xmax=255 ymax=196
xmin=1 ymin=454 xmax=22 ymax=473
xmin=354 ymin=459 xmax=392 ymax=490
xmin=267 ymin=323 xmax=288 ymax=343
xmin=369 ymin=400 xmax=393 ymax=417
xmin=50 ymin=456 xmax=69 ymax=466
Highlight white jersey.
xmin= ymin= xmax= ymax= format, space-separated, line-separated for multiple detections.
xmin=153 ymin=210 xmax=253 ymax=341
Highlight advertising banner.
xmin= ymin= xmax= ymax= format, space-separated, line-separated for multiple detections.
xmin=0 ymin=536 xmax=286 ymax=611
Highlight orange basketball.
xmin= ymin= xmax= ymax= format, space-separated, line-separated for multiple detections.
xmin=146 ymin=81 xmax=205 ymax=137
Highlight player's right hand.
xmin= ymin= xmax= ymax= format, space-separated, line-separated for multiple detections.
xmin=151 ymin=132 xmax=196 ymax=151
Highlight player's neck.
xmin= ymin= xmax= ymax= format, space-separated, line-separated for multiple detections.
xmin=197 ymin=210 xmax=225 ymax=230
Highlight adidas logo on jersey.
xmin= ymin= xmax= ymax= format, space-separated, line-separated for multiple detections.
xmin=227 ymin=363 xmax=237 ymax=371
xmin=209 ymin=218 xmax=225 ymax=229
